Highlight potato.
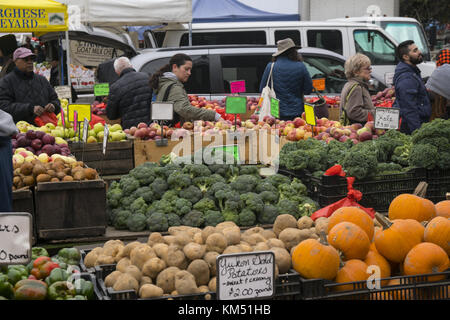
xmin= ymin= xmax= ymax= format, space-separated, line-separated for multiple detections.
xmin=103 ymin=239 xmax=125 ymax=248
xmin=121 ymin=241 xmax=143 ymax=258
xmin=278 ymin=228 xmax=312 ymax=251
xmin=222 ymin=226 xmax=241 ymax=246
xmin=84 ymin=250 xmax=100 ymax=268
xmin=125 ymin=265 xmax=142 ymax=282
xmin=187 ymin=259 xmax=210 ymax=286
xmin=95 ymin=254 xmax=115 ymax=265
xmin=193 ymin=232 xmax=203 ymax=244
xmin=103 ymin=243 xmax=124 ymax=258
xmin=142 ymin=257 xmax=166 ymax=279
xmin=271 ymin=247 xmax=291 ymax=274
xmin=260 ymin=229 xmax=277 ymax=240
xmin=198 ymin=285 xmax=209 ymax=293
xmin=139 ymin=284 xmax=164 ymax=298
xmin=152 ymin=243 xmax=169 ymax=260
xmin=297 ymin=216 xmax=314 ymax=230
xmin=205 ymin=233 xmax=227 ymax=253
xmin=203 ymin=251 xmax=219 ymax=277
xmin=147 ymin=233 xmax=164 ymax=247
xmin=175 ymin=270 xmax=199 ymax=295
xmin=267 ymin=238 xmax=286 ymax=249
xmin=223 ymin=245 xmax=241 ymax=254
xmin=314 ymin=217 xmax=329 ymax=235
xmin=116 ymin=257 xmax=132 ymax=273
xmin=169 ymin=226 xmax=201 ymax=238
xmin=215 ymin=221 xmax=238 ymax=234
xmin=156 ymin=266 xmax=181 ymax=294
xmin=105 ymin=270 xmax=123 ymax=288
xmin=163 ymin=235 xmax=178 ymax=247
xmin=140 ymin=276 xmax=153 ymax=287
xmin=201 ymin=226 xmax=216 ymax=243
xmin=165 ymin=245 xmax=188 ymax=270
xmin=238 ymin=242 xmax=253 ymax=252
xmin=130 ymin=245 xmax=156 ymax=270
xmin=36 ymin=173 xmax=51 ymax=183
xmin=242 ymin=233 xmax=266 ymax=246
xmin=273 ymin=214 xmax=298 ymax=236
xmin=173 ymin=231 xmax=193 ymax=247
xmin=243 ymin=227 xmax=264 ymax=237
xmin=208 ymin=277 xmax=216 ymax=292
xmin=183 ymin=243 xmax=206 ymax=261
xmin=253 ymin=242 xmax=270 ymax=251
xmin=113 ymin=273 xmax=139 ymax=293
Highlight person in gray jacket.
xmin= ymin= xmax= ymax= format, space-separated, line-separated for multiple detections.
xmin=339 ymin=53 xmax=375 ymax=125
xmin=0 ymin=109 xmax=18 ymax=212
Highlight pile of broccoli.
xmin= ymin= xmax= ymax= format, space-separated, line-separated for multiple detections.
xmin=106 ymin=161 xmax=318 ymax=232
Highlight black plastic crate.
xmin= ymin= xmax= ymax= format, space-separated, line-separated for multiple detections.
xmin=273 ymin=270 xmax=301 ymax=300
xmin=299 ymin=270 xmax=450 ymax=300
xmin=72 ymin=272 xmax=105 ymax=300
xmin=79 ymin=248 xmax=116 ymax=274
xmin=277 ymin=167 xmax=311 ymax=185
xmin=426 ymin=169 xmax=450 ymax=203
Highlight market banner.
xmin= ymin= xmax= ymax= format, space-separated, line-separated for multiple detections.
xmin=0 ymin=0 xmax=68 ymax=33
xmin=69 ymin=40 xmax=123 ymax=67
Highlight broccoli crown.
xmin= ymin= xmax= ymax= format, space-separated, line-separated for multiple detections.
xmin=181 ymin=210 xmax=205 ymax=228
xmin=193 ymin=197 xmax=217 ymax=213
xmin=340 ymin=141 xmax=378 ymax=180
xmin=222 ymin=209 xmax=240 ymax=225
xmin=129 ymin=165 xmax=156 ymax=186
xmin=392 ymin=144 xmax=411 ymax=166
xmin=207 ymin=164 xmax=230 ymax=177
xmin=256 ymin=181 xmax=278 ymax=194
xmin=119 ymin=176 xmax=140 ymax=196
xmin=132 ymin=186 xmax=154 ymax=204
xmin=147 ymin=199 xmax=174 ymax=216
xmin=376 ymin=162 xmax=404 ymax=175
xmin=167 ymin=171 xmax=192 ymax=191
xmin=229 ymin=174 xmax=261 ymax=193
xmin=259 ymin=190 xmax=279 ymax=205
xmin=277 ymin=199 xmax=300 ymax=219
xmin=238 ymin=165 xmax=260 ymax=176
xmin=129 ymin=197 xmax=148 ymax=215
xmin=263 ymin=174 xmax=291 ymax=189
xmin=174 ymin=198 xmax=192 ymax=216
xmin=167 ymin=213 xmax=181 ymax=227
xmin=278 ymin=178 xmax=307 ymax=201
xmin=150 ymin=177 xmax=169 ymax=199
xmin=161 ymin=189 xmax=179 ymax=203
xmin=238 ymin=208 xmax=256 ymax=227
xmin=126 ymin=213 xmax=147 ymax=232
xmin=192 ymin=175 xmax=224 ymax=194
xmin=119 ymin=194 xmax=138 ymax=209
xmin=298 ymin=198 xmax=319 ymax=217
xmin=106 ymin=187 xmax=123 ymax=208
xmin=182 ymin=164 xmax=212 ymax=179
xmin=179 ymin=185 xmax=203 ymax=204
xmin=225 ymin=165 xmax=240 ymax=183
xmin=207 ymin=181 xmax=230 ymax=197
xmin=411 ymin=118 xmax=450 ymax=144
xmin=204 ymin=210 xmax=225 ymax=227
xmin=326 ymin=139 xmax=353 ymax=166
xmin=113 ymin=210 xmax=132 ymax=230
xmin=258 ymin=205 xmax=279 ymax=224
xmin=215 ymin=189 xmax=241 ymax=212
xmin=146 ymin=212 xmax=169 ymax=232
xmin=408 ymin=143 xmax=439 ymax=170
xmin=240 ymin=192 xmax=264 ymax=214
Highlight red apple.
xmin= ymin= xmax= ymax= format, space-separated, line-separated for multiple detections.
xmin=137 ymin=122 xmax=148 ymax=129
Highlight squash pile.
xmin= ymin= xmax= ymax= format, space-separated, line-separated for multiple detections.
xmin=291 ymin=196 xmax=450 ymax=295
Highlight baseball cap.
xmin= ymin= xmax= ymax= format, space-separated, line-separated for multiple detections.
xmin=13 ymin=47 xmax=36 ymax=62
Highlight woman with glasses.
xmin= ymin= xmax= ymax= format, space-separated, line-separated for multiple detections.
xmin=339 ymin=53 xmax=375 ymax=125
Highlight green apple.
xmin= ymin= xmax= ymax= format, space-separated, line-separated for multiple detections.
xmin=110 ymin=131 xmax=123 ymax=142
xmin=97 ymin=131 xmax=104 ymax=141
xmin=55 ymin=137 xmax=68 ymax=145
xmin=110 ymin=124 xmax=122 ymax=132
xmin=93 ymin=123 xmax=105 ymax=134
xmin=45 ymin=123 xmax=56 ymax=130
xmin=37 ymin=153 xmax=49 ymax=163
xmin=51 ymin=129 xmax=64 ymax=138
xmin=87 ymin=136 xmax=98 ymax=143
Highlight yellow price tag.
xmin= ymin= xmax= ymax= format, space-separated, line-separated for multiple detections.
xmin=304 ymin=104 xmax=316 ymax=126
xmin=68 ymin=104 xmax=91 ymax=122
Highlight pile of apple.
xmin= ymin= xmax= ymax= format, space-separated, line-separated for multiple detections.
xmin=312 ymin=121 xmax=385 ymax=144
xmin=12 ymin=130 xmax=71 ymax=157
xmin=188 ymin=95 xmax=259 ymax=112
xmin=84 ymin=123 xmax=127 ymax=143
xmin=372 ymin=87 xmax=395 ymax=108
xmin=125 ymin=122 xmax=174 ymax=141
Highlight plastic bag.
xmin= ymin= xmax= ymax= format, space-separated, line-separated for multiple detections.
xmin=310 ymin=165 xmax=375 ymax=221
xmin=34 ymin=111 xmax=58 ymax=127
xmin=258 ymin=62 xmax=276 ymax=121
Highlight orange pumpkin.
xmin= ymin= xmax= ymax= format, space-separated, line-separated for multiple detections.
xmin=364 ymin=250 xmax=391 ymax=286
xmin=388 ymin=194 xmax=436 ymax=222
xmin=403 ymin=242 xmax=449 ymax=282
xmin=435 ymin=200 xmax=450 ymax=218
xmin=374 ymin=213 xmax=424 ymax=263
xmin=327 ymin=206 xmax=375 ymax=240
xmin=334 ymin=259 xmax=369 ymax=292
xmin=424 ymin=216 xmax=450 ymax=256
xmin=328 ymin=222 xmax=371 ymax=260
xmin=292 ymin=232 xmax=340 ymax=280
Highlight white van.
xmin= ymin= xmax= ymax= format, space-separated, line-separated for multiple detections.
xmin=146 ymin=21 xmax=402 ymax=87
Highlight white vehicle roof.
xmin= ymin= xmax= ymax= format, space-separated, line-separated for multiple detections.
xmin=328 ymin=16 xmax=420 ymax=23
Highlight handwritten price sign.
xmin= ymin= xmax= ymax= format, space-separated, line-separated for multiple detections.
xmin=0 ymin=213 xmax=32 ymax=265
xmin=374 ymin=107 xmax=400 ymax=130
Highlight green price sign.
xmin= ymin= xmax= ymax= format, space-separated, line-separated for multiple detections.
xmin=212 ymin=144 xmax=240 ymax=162
xmin=94 ymin=83 xmax=110 ymax=96
xmin=270 ymin=97 xmax=279 ymax=118
xmin=225 ymin=96 xmax=247 ymax=114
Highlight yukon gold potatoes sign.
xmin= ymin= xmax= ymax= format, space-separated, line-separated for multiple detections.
xmin=70 ymin=40 xmax=121 ymax=67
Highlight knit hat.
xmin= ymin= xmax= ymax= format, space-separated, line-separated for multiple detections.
xmin=436 ymin=49 xmax=450 ymax=67
xmin=426 ymin=64 xmax=450 ymax=100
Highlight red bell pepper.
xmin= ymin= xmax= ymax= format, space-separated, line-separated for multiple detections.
xmin=30 ymin=256 xmax=60 ymax=280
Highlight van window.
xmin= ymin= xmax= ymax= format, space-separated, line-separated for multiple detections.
xmin=153 ymin=31 xmax=166 ymax=47
xmin=354 ymin=30 xmax=397 ymax=65
xmin=220 ymin=54 xmax=272 ymax=93
xmin=275 ymin=30 xmax=301 ymax=45
xmin=140 ymin=55 xmax=211 ymax=93
xmin=302 ymin=55 xmax=346 ymax=94
xmin=307 ymin=30 xmax=343 ymax=55
xmin=180 ymin=31 xmax=266 ymax=46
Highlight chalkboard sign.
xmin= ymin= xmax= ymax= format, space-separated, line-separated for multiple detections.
xmin=0 ymin=213 xmax=32 ymax=265
xmin=374 ymin=107 xmax=400 ymax=130
xmin=216 ymin=251 xmax=275 ymax=300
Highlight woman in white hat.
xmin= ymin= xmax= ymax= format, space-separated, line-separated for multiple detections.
xmin=259 ymin=38 xmax=313 ymax=120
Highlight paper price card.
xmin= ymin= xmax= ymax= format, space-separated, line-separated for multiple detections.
xmin=374 ymin=107 xmax=400 ymax=130
xmin=68 ymin=104 xmax=91 ymax=122
xmin=230 ymin=80 xmax=246 ymax=94
xmin=55 ymin=86 xmax=72 ymax=100
xmin=312 ymin=78 xmax=326 ymax=91
xmin=216 ymin=251 xmax=275 ymax=300
xmin=0 ymin=213 xmax=32 ymax=265
xmin=212 ymin=145 xmax=240 ymax=162
xmin=304 ymin=103 xmax=316 ymax=126
xmin=225 ymin=96 xmax=247 ymax=114
xmin=270 ymin=97 xmax=279 ymax=118
xmin=94 ymin=83 xmax=110 ymax=96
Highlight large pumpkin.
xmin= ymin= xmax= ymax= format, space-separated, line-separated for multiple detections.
xmin=403 ymin=242 xmax=449 ymax=282
xmin=388 ymin=194 xmax=436 ymax=222
xmin=334 ymin=259 xmax=369 ymax=292
xmin=435 ymin=200 xmax=450 ymax=218
xmin=424 ymin=216 xmax=450 ymax=256
xmin=292 ymin=232 xmax=340 ymax=280
xmin=374 ymin=213 xmax=424 ymax=263
xmin=328 ymin=222 xmax=371 ymax=260
xmin=364 ymin=251 xmax=391 ymax=286
xmin=327 ymin=206 xmax=374 ymax=240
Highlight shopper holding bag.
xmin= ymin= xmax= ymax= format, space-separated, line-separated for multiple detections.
xmin=259 ymin=38 xmax=313 ymax=121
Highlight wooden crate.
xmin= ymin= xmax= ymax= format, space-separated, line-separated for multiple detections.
xmin=69 ymin=140 xmax=134 ymax=175
xmin=34 ymin=179 xmax=107 ymax=240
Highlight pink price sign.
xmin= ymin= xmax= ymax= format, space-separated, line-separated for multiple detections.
xmin=230 ymin=80 xmax=246 ymax=93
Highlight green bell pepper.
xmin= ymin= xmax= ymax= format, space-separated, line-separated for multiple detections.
xmin=48 ymin=281 xmax=76 ymax=300
xmin=56 ymin=248 xmax=81 ymax=265
xmin=0 ymin=274 xmax=14 ymax=300
xmin=14 ymin=279 xmax=48 ymax=300
xmin=31 ymin=247 xmax=49 ymax=260
xmin=73 ymin=278 xmax=94 ymax=300
xmin=7 ymin=265 xmax=28 ymax=285
xmin=51 ymin=257 xmax=67 ymax=270
xmin=45 ymin=268 xmax=69 ymax=286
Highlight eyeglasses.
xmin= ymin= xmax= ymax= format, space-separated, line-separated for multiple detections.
xmin=363 ymin=66 xmax=372 ymax=71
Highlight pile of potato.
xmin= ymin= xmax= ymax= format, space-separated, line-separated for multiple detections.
xmin=13 ymin=158 xmax=99 ymax=190
xmin=83 ymin=215 xmax=332 ymax=299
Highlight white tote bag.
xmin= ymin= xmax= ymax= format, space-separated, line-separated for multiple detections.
xmin=258 ymin=62 xmax=276 ymax=121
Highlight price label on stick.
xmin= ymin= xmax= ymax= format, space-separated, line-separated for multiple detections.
xmin=82 ymin=118 xmax=89 ymax=143
xmin=61 ymin=107 xmax=66 ymax=128
xmin=73 ymin=110 xmax=78 ymax=133
xmin=230 ymin=80 xmax=246 ymax=94
xmin=55 ymin=85 xmax=72 ymax=100
xmin=0 ymin=213 xmax=32 ymax=265
xmin=304 ymin=103 xmax=316 ymax=126
xmin=103 ymin=125 xmax=109 ymax=155
xmin=270 ymin=97 xmax=279 ymax=118
xmin=225 ymin=96 xmax=247 ymax=114
xmin=68 ymin=104 xmax=91 ymax=122
xmin=212 ymin=144 xmax=240 ymax=162
xmin=374 ymin=107 xmax=400 ymax=130
xmin=94 ymin=83 xmax=110 ymax=96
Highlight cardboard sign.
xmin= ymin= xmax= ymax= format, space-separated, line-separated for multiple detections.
xmin=312 ymin=78 xmax=326 ymax=91
xmin=374 ymin=107 xmax=400 ymax=130
xmin=225 ymin=96 xmax=247 ymax=114
xmin=304 ymin=103 xmax=316 ymax=126
xmin=103 ymin=125 xmax=109 ymax=155
xmin=230 ymin=80 xmax=246 ymax=93
xmin=55 ymin=86 xmax=72 ymax=100
xmin=68 ymin=104 xmax=91 ymax=122
xmin=216 ymin=251 xmax=275 ymax=300
xmin=270 ymin=97 xmax=280 ymax=118
xmin=0 ymin=213 xmax=32 ymax=265
xmin=94 ymin=83 xmax=110 ymax=96
xmin=151 ymin=102 xmax=174 ymax=121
